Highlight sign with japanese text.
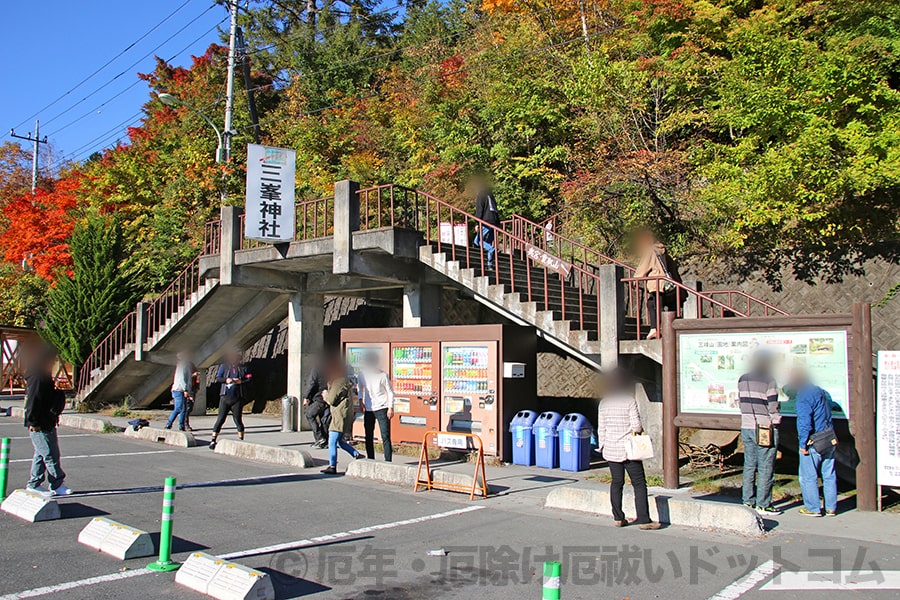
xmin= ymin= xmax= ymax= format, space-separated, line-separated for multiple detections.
xmin=877 ymin=351 xmax=900 ymax=487
xmin=678 ymin=330 xmax=850 ymax=418
xmin=245 ymin=144 xmax=296 ymax=243
xmin=525 ymin=243 xmax=571 ymax=277
xmin=436 ymin=433 xmax=468 ymax=449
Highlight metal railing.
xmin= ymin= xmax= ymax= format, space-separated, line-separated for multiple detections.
xmin=296 ymin=196 xmax=335 ymax=240
xmin=145 ymin=258 xmax=202 ymax=338
xmin=202 ymin=219 xmax=222 ymax=255
xmin=77 ymin=311 xmax=136 ymax=394
xmin=358 ymin=184 xmax=419 ymax=231
xmin=701 ymin=290 xmax=789 ymax=319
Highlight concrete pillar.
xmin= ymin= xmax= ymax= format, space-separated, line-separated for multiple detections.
xmin=191 ymin=370 xmax=207 ymax=416
xmin=333 ymin=180 xmax=360 ymax=275
xmin=134 ymin=301 xmax=149 ymax=361
xmin=682 ymin=276 xmax=701 ymax=319
xmin=220 ymin=205 xmax=244 ymax=286
xmin=287 ymin=292 xmax=325 ymax=432
xmin=402 ymin=282 xmax=441 ymax=327
xmin=598 ymin=264 xmax=625 ymax=369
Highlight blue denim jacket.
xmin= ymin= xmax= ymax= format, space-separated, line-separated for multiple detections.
xmin=795 ymin=383 xmax=833 ymax=447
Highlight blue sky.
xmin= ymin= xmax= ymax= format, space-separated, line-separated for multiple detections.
xmin=1 ymin=1 xmax=230 ymax=169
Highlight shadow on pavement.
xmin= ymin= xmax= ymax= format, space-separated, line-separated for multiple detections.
xmin=59 ymin=502 xmax=109 ymax=519
xmin=149 ymin=533 xmax=209 ymax=554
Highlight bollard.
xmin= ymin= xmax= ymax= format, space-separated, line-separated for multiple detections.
xmin=147 ymin=477 xmax=180 ymax=572
xmin=0 ymin=438 xmax=9 ymax=501
xmin=542 ymin=561 xmax=561 ymax=600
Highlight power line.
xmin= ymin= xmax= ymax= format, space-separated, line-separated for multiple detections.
xmin=9 ymin=0 xmax=195 ymax=132
xmin=40 ymin=4 xmax=220 ymax=132
xmin=45 ymin=15 xmax=229 ymax=140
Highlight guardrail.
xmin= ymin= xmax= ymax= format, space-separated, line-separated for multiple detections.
xmin=358 ymin=184 xmax=419 ymax=231
xmin=145 ymin=258 xmax=201 ymax=338
xmin=77 ymin=312 xmax=136 ymax=394
xmin=202 ymin=219 xmax=221 ymax=255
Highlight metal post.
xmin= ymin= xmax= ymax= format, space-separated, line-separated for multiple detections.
xmin=223 ymin=0 xmax=238 ymax=162
xmin=542 ymin=561 xmax=561 ymax=600
xmin=10 ymin=120 xmax=48 ymax=192
xmin=147 ymin=477 xmax=180 ymax=571
xmin=661 ymin=311 xmax=679 ymax=489
xmin=0 ymin=438 xmax=9 ymax=501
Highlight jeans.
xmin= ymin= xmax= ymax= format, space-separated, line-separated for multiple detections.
xmin=608 ymin=460 xmax=651 ymax=524
xmin=166 ymin=391 xmax=187 ymax=430
xmin=741 ymin=428 xmax=779 ymax=508
xmin=799 ymin=445 xmax=837 ymax=512
xmin=476 ymin=225 xmax=496 ymax=266
xmin=306 ymin=399 xmax=331 ymax=443
xmin=328 ymin=431 xmax=359 ymax=467
xmin=212 ymin=396 xmax=245 ymax=434
xmin=364 ymin=408 xmax=392 ymax=462
xmin=28 ymin=428 xmax=66 ymax=490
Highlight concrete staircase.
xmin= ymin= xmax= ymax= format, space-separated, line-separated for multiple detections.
xmin=419 ymin=243 xmax=604 ymax=368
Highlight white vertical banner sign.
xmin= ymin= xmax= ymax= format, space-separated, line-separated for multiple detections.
xmin=245 ymin=144 xmax=296 ymax=243
xmin=877 ymin=351 xmax=900 ymax=487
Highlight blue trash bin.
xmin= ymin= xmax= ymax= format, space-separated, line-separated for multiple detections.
xmin=558 ymin=413 xmax=593 ymax=472
xmin=510 ymin=410 xmax=539 ymax=466
xmin=533 ymin=411 xmax=563 ymax=468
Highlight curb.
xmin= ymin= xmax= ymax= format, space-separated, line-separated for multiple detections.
xmin=346 ymin=459 xmax=493 ymax=494
xmin=123 ymin=426 xmax=196 ymax=447
xmin=544 ymin=484 xmax=764 ymax=537
xmin=8 ymin=407 xmax=120 ymax=434
xmin=213 ymin=438 xmax=313 ymax=468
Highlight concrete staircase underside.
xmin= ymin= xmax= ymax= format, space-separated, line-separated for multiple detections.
xmin=84 ymin=286 xmax=290 ymax=407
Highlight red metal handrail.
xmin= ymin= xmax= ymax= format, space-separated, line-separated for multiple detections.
xmin=145 ymin=258 xmax=201 ymax=339
xmin=77 ymin=311 xmax=136 ymax=394
xmin=701 ymin=289 xmax=789 ymax=319
xmin=358 ymin=185 xmax=419 ymax=231
xmin=296 ymin=196 xmax=335 ymax=240
xmin=203 ymin=219 xmax=222 ymax=255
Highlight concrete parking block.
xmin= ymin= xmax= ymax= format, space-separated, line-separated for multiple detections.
xmin=123 ymin=426 xmax=197 ymax=447
xmin=213 ymin=438 xmax=312 ymax=468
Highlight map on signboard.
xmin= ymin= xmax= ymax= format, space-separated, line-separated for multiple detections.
xmin=678 ymin=330 xmax=849 ymax=418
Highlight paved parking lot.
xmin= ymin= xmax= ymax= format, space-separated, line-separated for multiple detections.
xmin=1 ymin=420 xmax=898 ymax=599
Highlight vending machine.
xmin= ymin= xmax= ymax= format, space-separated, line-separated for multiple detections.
xmin=341 ymin=325 xmax=536 ymax=460
xmin=390 ymin=343 xmax=441 ymax=445
xmin=344 ymin=342 xmax=389 ymax=442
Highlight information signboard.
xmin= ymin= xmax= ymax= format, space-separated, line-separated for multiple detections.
xmin=245 ymin=144 xmax=296 ymax=243
xmin=877 ymin=351 xmax=900 ymax=487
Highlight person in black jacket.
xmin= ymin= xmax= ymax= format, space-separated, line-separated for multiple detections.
xmin=24 ymin=345 xmax=72 ymax=496
xmin=303 ymin=357 xmax=332 ymax=449
xmin=473 ymin=177 xmax=500 ymax=268
xmin=209 ymin=349 xmax=252 ymax=450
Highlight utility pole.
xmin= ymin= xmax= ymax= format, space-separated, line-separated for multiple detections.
xmin=223 ymin=0 xmax=238 ymax=162
xmin=10 ymin=120 xmax=48 ymax=192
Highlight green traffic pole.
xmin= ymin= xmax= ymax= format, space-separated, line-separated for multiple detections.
xmin=147 ymin=477 xmax=180 ymax=572
xmin=0 ymin=438 xmax=9 ymax=501
xmin=542 ymin=561 xmax=561 ymax=600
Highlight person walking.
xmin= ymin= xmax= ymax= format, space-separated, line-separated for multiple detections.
xmin=184 ymin=363 xmax=201 ymax=432
xmin=633 ymin=229 xmax=680 ymax=339
xmin=473 ymin=177 xmax=500 ymax=268
xmin=358 ymin=352 xmax=395 ymax=462
xmin=24 ymin=346 xmax=72 ymax=496
xmin=303 ymin=356 xmax=332 ymax=449
xmin=320 ymin=360 xmax=363 ymax=474
xmin=789 ymin=368 xmax=838 ymax=517
xmin=209 ymin=350 xmax=252 ymax=450
xmin=737 ymin=350 xmax=782 ymax=516
xmin=596 ymin=369 xmax=660 ymax=530
xmin=165 ymin=352 xmax=193 ymax=431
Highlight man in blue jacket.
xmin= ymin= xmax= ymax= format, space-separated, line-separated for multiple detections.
xmin=787 ymin=368 xmax=838 ymax=517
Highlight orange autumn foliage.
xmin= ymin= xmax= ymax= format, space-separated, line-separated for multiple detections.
xmin=1 ymin=175 xmax=82 ymax=280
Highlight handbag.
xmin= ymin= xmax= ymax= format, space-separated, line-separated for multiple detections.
xmin=624 ymin=432 xmax=655 ymax=461
xmin=809 ymin=428 xmax=838 ymax=453
xmin=756 ymin=423 xmax=773 ymax=448
xmin=654 ymin=253 xmax=677 ymax=295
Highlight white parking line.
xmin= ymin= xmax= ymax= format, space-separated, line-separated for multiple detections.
xmin=4 ymin=434 xmax=92 ymax=440
xmin=706 ymin=560 xmax=780 ymax=600
xmin=0 ymin=505 xmax=486 ymax=599
xmin=760 ymin=570 xmax=900 ymax=591
xmin=71 ymin=472 xmax=304 ymax=497
xmin=9 ymin=450 xmax=174 ymax=463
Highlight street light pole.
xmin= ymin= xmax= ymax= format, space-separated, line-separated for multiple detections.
xmin=223 ymin=0 xmax=238 ymax=163
xmin=157 ymin=93 xmax=224 ymax=164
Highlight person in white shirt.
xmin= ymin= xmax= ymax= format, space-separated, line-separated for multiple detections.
xmin=165 ymin=351 xmax=193 ymax=431
xmin=357 ymin=351 xmax=395 ymax=462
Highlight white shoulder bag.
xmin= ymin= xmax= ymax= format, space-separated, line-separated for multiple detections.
xmin=624 ymin=432 xmax=655 ymax=461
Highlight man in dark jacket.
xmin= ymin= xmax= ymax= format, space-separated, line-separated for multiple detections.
xmin=209 ymin=349 xmax=252 ymax=450
xmin=24 ymin=346 xmax=72 ymax=496
xmin=789 ymin=368 xmax=838 ymax=517
xmin=303 ymin=358 xmax=332 ymax=449
xmin=473 ymin=179 xmax=500 ymax=267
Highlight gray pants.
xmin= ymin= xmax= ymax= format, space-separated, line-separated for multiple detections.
xmin=741 ymin=428 xmax=778 ymax=508
xmin=28 ymin=428 xmax=66 ymax=490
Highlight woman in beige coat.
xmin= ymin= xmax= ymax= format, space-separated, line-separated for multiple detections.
xmin=321 ymin=361 xmax=362 ymax=474
xmin=633 ymin=229 xmax=681 ymax=339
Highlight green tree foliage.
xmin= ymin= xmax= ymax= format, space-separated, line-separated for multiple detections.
xmin=42 ymin=212 xmax=141 ymax=367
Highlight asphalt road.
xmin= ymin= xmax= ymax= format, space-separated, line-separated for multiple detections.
xmin=1 ymin=421 xmax=898 ymax=600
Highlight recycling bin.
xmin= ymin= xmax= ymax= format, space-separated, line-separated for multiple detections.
xmin=509 ymin=410 xmax=539 ymax=466
xmin=533 ymin=411 xmax=563 ymax=468
xmin=558 ymin=413 xmax=592 ymax=472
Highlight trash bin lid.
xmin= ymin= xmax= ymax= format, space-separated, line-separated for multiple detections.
xmin=533 ymin=411 xmax=563 ymax=430
xmin=510 ymin=410 xmax=539 ymax=428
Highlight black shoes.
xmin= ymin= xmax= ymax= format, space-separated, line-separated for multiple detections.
xmin=320 ymin=466 xmax=337 ymax=475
